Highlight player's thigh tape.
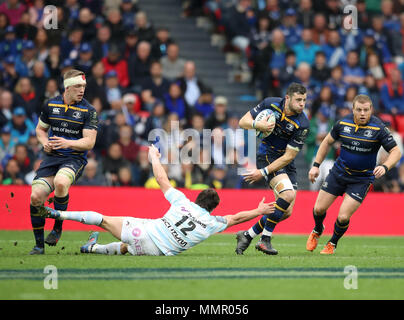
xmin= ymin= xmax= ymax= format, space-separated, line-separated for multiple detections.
xmin=55 ymin=168 xmax=76 ymax=184
xmin=272 ymin=178 xmax=294 ymax=196
xmin=32 ymin=178 xmax=54 ymax=194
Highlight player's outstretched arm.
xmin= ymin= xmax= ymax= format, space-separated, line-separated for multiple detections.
xmin=149 ymin=144 xmax=172 ymax=194
xmin=374 ymin=145 xmax=402 ymax=179
xmin=308 ymin=132 xmax=335 ymax=183
xmin=224 ymin=198 xmax=275 ymax=228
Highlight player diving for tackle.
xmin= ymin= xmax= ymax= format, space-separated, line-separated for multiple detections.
xmin=37 ymin=145 xmax=276 ymax=256
xmin=236 ymin=82 xmax=310 ymax=255
xmin=306 ymin=94 xmax=402 ymax=254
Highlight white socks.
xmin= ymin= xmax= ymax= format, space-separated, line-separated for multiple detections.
xmin=247 ymin=228 xmax=259 ymax=239
xmin=59 ymin=211 xmax=103 ymax=226
xmin=92 ymin=242 xmax=123 ymax=255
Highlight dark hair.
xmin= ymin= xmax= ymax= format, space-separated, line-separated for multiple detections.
xmin=195 ymin=188 xmax=220 ymax=213
xmin=285 ymin=82 xmax=307 ymax=97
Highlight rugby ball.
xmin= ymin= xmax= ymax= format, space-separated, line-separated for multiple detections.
xmin=255 ymin=109 xmax=276 ymax=139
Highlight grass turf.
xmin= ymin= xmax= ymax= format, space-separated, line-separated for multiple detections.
xmin=0 ymin=230 xmax=404 ymax=300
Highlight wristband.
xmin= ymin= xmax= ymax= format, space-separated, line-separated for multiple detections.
xmin=382 ymin=164 xmax=388 ymax=173
xmin=313 ymin=162 xmax=320 ymax=168
xmin=260 ymin=167 xmax=269 ymax=177
xmin=252 ymin=120 xmax=257 ymax=129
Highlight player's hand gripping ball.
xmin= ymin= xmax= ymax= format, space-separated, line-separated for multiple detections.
xmin=255 ymin=109 xmax=276 ymax=139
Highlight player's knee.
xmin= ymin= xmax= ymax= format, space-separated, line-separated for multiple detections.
xmin=337 ymin=214 xmax=350 ymax=224
xmin=30 ymin=191 xmax=43 ymax=207
xmin=53 ymin=177 xmax=70 ymax=194
xmin=278 ymin=190 xmax=295 ymax=204
xmin=120 ymin=243 xmax=128 ymax=255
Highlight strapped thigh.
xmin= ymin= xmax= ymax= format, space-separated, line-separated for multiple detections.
xmin=55 ymin=167 xmax=76 ymax=185
xmin=31 ymin=177 xmax=54 ymax=194
xmin=270 ymin=177 xmax=294 ymax=197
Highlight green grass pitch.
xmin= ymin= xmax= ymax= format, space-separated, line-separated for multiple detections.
xmin=1 ymin=230 xmax=404 ymax=300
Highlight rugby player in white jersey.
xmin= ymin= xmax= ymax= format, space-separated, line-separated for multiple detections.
xmin=38 ymin=145 xmax=275 ymax=256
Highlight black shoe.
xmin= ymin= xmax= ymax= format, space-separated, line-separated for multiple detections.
xmin=45 ymin=229 xmax=62 ymax=246
xmin=235 ymin=231 xmax=252 ymax=255
xmin=255 ymin=236 xmax=278 ymax=255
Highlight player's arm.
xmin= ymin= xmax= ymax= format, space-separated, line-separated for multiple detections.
xmin=239 ymin=110 xmax=274 ymax=133
xmin=308 ymin=132 xmax=335 ymax=183
xmin=149 ymin=144 xmax=172 ymax=194
xmin=374 ymin=145 xmax=402 ymax=179
xmin=224 ymin=197 xmax=275 ymax=228
xmin=48 ymin=128 xmax=97 ymax=151
xmin=36 ymin=120 xmax=52 ymax=153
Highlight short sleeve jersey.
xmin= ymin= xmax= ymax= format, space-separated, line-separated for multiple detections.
xmin=39 ymin=95 xmax=98 ymax=159
xmin=250 ymin=97 xmax=310 ymax=157
xmin=145 ymin=188 xmax=228 ymax=256
xmin=330 ymin=114 xmax=397 ymax=178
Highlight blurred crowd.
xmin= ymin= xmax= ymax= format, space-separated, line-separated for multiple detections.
xmin=1 ymin=0 xmax=404 ymax=192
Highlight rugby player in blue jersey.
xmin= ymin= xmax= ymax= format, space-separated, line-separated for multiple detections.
xmin=306 ymin=94 xmax=401 ymax=254
xmin=29 ymin=69 xmax=98 ymax=254
xmin=236 ymin=83 xmax=310 ymax=255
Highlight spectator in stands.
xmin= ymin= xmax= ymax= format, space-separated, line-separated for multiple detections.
xmin=75 ymin=42 xmax=94 ymax=75
xmin=12 ymin=143 xmax=32 ymax=176
xmin=343 ymin=50 xmax=365 ymax=86
xmin=117 ymin=124 xmax=140 ymax=164
xmin=279 ymin=8 xmax=302 ymax=48
xmin=325 ymin=65 xmax=347 ymax=108
xmin=297 ymin=0 xmax=315 ymax=29
xmin=311 ymin=85 xmax=337 ymax=121
xmin=359 ymin=74 xmax=381 ymax=113
xmin=122 ymin=93 xmax=142 ymax=126
xmin=205 ymin=96 xmax=229 ymax=130
xmin=225 ymin=0 xmax=254 ymax=54
xmin=311 ymin=13 xmax=329 ymax=46
xmin=104 ymin=70 xmax=122 ymax=107
xmin=128 ymin=40 xmax=152 ymax=89
xmin=15 ymin=40 xmax=38 ymax=77
xmin=356 ymin=0 xmax=371 ymax=30
xmin=73 ymin=7 xmax=97 ymax=43
xmin=14 ymin=11 xmax=37 ymax=42
xmin=13 ymin=77 xmax=40 ymax=122
xmin=2 ymin=158 xmax=24 ymax=185
xmin=160 ymin=42 xmax=186 ymax=81
xmin=194 ymin=86 xmax=215 ymax=118
xmin=102 ymin=142 xmax=131 ymax=186
xmin=134 ymin=11 xmax=155 ymax=43
xmin=0 ymin=12 xmax=10 ymax=41
xmin=359 ymin=29 xmax=383 ymax=70
xmin=0 ymin=25 xmax=22 ymax=59
xmin=365 ymin=52 xmax=385 ymax=82
xmin=391 ymin=12 xmax=404 ymax=58
xmin=339 ymin=14 xmax=362 ymax=53
xmin=85 ymin=61 xmax=108 ymax=110
xmin=0 ymin=126 xmax=14 ymax=163
xmin=105 ymin=8 xmax=126 ymax=44
xmin=141 ymin=60 xmax=171 ymax=102
xmin=339 ymin=85 xmax=358 ymax=118
xmin=151 ymin=27 xmax=174 ymax=60
xmin=0 ymin=0 xmax=26 ymax=26
xmin=178 ymin=61 xmax=207 ymax=108
xmin=60 ymin=27 xmax=83 ymax=61
xmin=260 ymin=0 xmax=281 ymax=27
xmin=278 ymin=50 xmax=297 ymax=93
xmin=76 ymin=158 xmax=107 ymax=186
xmin=380 ymin=68 xmax=404 ymax=114
xmin=24 ymin=158 xmax=42 ymax=185
xmin=120 ymin=0 xmax=138 ymax=28
xmin=30 ymin=61 xmax=47 ymax=104
xmin=290 ymin=62 xmax=320 ymax=110
xmin=102 ymin=44 xmax=130 ymax=89
xmin=92 ymin=25 xmax=112 ymax=62
xmin=163 ymin=82 xmax=188 ymax=122
xmin=34 ymin=28 xmax=51 ymax=63
xmin=123 ymin=29 xmax=139 ymax=61
xmin=115 ymin=166 xmax=135 ymax=187
xmin=132 ymin=145 xmax=152 ymax=186
xmin=0 ymin=55 xmax=18 ymax=90
xmin=45 ymin=45 xmax=62 ymax=79
xmin=311 ymin=51 xmax=331 ymax=83
xmin=0 ymin=90 xmax=13 ymax=129
xmin=6 ymin=106 xmax=36 ymax=148
xmin=292 ymin=28 xmax=321 ymax=66
xmin=370 ymin=15 xmax=393 ymax=63
xmin=321 ymin=29 xmax=345 ymax=69
xmin=142 ymin=100 xmax=166 ymax=141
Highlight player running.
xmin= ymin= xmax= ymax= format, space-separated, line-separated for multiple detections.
xmin=306 ymin=94 xmax=401 ymax=254
xmin=37 ymin=145 xmax=275 ymax=256
xmin=236 ymin=83 xmax=310 ymax=255
xmin=29 ymin=69 xmax=98 ymax=254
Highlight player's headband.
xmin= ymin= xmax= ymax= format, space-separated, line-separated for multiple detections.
xmin=64 ymin=75 xmax=86 ymax=88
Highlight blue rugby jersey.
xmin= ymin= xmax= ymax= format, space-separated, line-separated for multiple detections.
xmin=250 ymin=97 xmax=310 ymax=158
xmin=38 ymin=95 xmax=98 ymax=159
xmin=330 ymin=114 xmax=397 ymax=179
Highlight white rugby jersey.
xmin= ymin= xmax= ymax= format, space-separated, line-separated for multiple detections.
xmin=145 ymin=188 xmax=228 ymax=256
